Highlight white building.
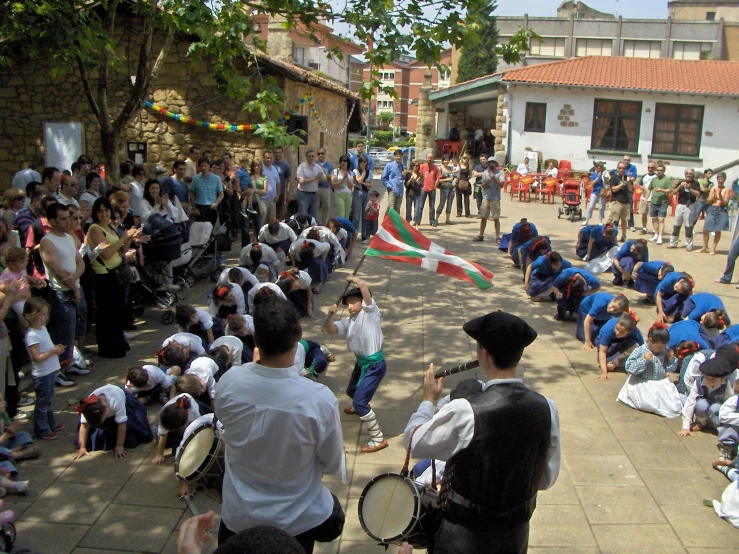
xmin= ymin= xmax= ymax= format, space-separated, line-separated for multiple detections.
xmin=501 ymin=57 xmax=739 ymax=178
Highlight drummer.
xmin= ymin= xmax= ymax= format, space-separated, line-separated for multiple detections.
xmin=403 ymin=311 xmax=560 ymax=554
xmin=214 ymin=295 xmax=345 ymax=553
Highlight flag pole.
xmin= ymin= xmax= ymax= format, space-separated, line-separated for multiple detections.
xmin=323 ymin=253 xmax=368 ymax=329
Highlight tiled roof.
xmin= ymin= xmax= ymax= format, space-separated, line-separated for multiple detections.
xmin=500 ymin=57 xmax=739 ymax=96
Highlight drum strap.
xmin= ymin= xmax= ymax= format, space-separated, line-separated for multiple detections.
xmin=401 ymin=425 xmax=437 ymax=490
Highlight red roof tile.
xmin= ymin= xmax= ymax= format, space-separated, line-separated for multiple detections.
xmin=500 ymin=57 xmax=739 ymax=96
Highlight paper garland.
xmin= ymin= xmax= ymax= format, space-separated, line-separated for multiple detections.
xmin=144 ymin=93 xmax=355 ymax=136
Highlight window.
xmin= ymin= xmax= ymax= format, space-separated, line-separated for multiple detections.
xmin=591 ymin=99 xmax=641 ymax=152
xmin=292 ymin=47 xmax=305 ymax=66
xmin=706 ymin=11 xmax=716 ymax=21
xmin=652 ymin=103 xmax=704 ymax=157
xmin=672 ymin=41 xmax=713 ymax=60
xmin=524 ymin=103 xmax=546 ymax=133
xmin=529 ymin=37 xmax=566 ymax=57
xmin=576 ymin=38 xmax=612 ymax=57
xmin=379 ymin=71 xmax=395 ymax=81
xmin=376 ymin=100 xmax=394 ymax=110
xmin=623 ymin=40 xmax=661 ymax=59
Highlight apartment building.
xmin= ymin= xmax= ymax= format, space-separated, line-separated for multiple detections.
xmin=362 ymin=49 xmax=452 ymax=133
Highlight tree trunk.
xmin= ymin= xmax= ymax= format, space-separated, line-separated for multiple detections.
xmin=101 ymin=127 xmax=121 ymax=186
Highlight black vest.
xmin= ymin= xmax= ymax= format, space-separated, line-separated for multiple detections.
xmin=442 ymin=382 xmax=552 ymax=530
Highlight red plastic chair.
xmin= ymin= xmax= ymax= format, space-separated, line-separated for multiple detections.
xmin=542 ymin=177 xmax=558 ymax=204
xmin=558 ymin=160 xmax=572 ymax=181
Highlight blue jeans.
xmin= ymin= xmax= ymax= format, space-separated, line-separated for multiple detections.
xmin=350 ymin=189 xmax=369 ymax=239
xmin=49 ymin=289 xmax=86 ymax=365
xmin=0 ymin=431 xmax=33 ymax=451
xmin=474 ymin=188 xmax=483 ymax=214
xmin=297 ymin=190 xmax=320 ymax=220
xmin=33 ymin=371 xmax=58 ymax=438
xmin=585 ymin=193 xmax=606 ymax=222
xmin=415 ymin=189 xmax=436 ymax=225
xmin=436 ymin=188 xmax=454 ymax=216
xmin=406 ymin=195 xmax=419 ymax=222
xmin=721 ymin=235 xmax=739 ymax=282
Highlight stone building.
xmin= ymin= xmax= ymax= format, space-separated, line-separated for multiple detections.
xmin=0 ymin=19 xmax=361 ymax=186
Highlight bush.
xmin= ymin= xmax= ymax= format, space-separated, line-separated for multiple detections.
xmin=369 ymin=139 xmax=389 ymax=148
xmin=373 ymin=130 xmax=393 ymax=142
xmin=393 ymin=140 xmax=415 ymax=147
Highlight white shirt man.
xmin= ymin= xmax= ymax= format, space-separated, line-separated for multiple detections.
xmin=516 ymin=158 xmax=530 ymax=176
xmin=215 ymin=298 xmax=344 ymax=550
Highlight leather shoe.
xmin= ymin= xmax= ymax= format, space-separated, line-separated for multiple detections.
xmin=343 ymin=406 xmax=357 ymax=415
xmin=361 ymin=439 xmax=388 ymax=453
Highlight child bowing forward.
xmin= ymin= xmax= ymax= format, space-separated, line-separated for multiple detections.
xmin=72 ymin=384 xmax=153 ymax=459
xmin=326 ymin=275 xmax=388 ymax=453
xmin=619 ymin=322 xmax=681 ymax=418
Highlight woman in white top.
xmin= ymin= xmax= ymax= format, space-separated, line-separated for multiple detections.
xmin=142 ymin=179 xmax=179 ymax=222
xmin=331 ymin=154 xmax=353 ymax=219
xmin=79 ymin=172 xmax=102 ymax=225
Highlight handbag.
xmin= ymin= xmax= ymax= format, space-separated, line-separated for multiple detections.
xmin=110 ymin=259 xmax=137 ymax=285
xmin=458 ymin=179 xmax=470 ymax=191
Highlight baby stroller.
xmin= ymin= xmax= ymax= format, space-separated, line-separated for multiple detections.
xmin=177 ymin=214 xmax=229 ymax=286
xmin=558 ymin=179 xmax=583 ymax=222
xmin=128 ymin=262 xmax=179 ymax=324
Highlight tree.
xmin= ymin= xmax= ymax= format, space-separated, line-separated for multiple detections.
xmin=375 ymin=111 xmax=394 ymax=130
xmin=456 ymin=1 xmax=499 ymax=83
xmin=0 ymin=0 xmax=491 ymax=183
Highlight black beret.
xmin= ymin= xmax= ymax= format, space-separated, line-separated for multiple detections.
xmin=699 ymin=356 xmax=734 ymax=378
xmin=715 ymin=344 xmax=739 ymax=369
xmin=463 ymin=311 xmax=537 ymax=355
xmin=341 ymin=286 xmax=371 ymax=305
xmin=450 ymin=379 xmax=484 ymax=401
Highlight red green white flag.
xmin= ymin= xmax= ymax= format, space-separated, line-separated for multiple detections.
xmin=365 ymin=208 xmax=494 ymax=289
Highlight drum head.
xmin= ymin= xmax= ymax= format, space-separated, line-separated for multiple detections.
xmin=359 ymin=474 xmax=418 ymax=541
xmin=176 ymin=424 xmax=216 ymax=480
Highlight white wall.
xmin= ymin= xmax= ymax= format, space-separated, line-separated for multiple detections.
xmin=506 ymin=84 xmax=739 ymax=180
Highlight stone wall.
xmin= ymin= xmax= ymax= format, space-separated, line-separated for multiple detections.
xmin=494 ymin=84 xmax=508 ymax=162
xmin=0 ymin=24 xmax=352 ymax=186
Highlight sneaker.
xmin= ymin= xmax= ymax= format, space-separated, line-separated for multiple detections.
xmin=656 ymin=237 xmax=663 ymax=245
xmin=16 ymin=445 xmax=42 ymax=461
xmin=629 ymin=227 xmax=636 ymax=232
xmin=361 ymin=239 xmax=368 ymax=244
xmin=246 ymin=206 xmax=258 ymax=217
xmin=17 ymin=395 xmax=34 ymax=407
xmin=66 ymin=365 xmax=90 ymax=375
xmin=619 ymin=235 xmax=626 ymax=242
xmin=640 ymin=227 xmax=648 ymax=234
xmin=648 ymin=235 xmax=659 ymax=242
xmin=311 ymin=285 xmax=321 ymax=294
xmin=53 ymin=423 xmax=65 ymax=431
xmin=718 ymin=443 xmax=736 ymax=462
xmin=55 ymin=374 xmax=75 ymax=387
xmin=123 ymin=331 xmax=135 ymax=341
xmin=11 ymin=412 xmax=29 ymax=421
xmin=39 ymin=431 xmax=58 ymax=440
xmin=580 ymin=221 xmax=589 ymax=227
xmin=666 ymin=244 xmax=677 ymax=249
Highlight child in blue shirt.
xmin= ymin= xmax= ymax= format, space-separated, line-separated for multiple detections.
xmin=656 ymin=272 xmax=694 ymax=323
xmin=551 ymin=267 xmax=601 ymax=321
xmin=612 ymin=239 xmax=648 ymax=287
xmin=577 ymin=292 xmax=629 ymax=349
xmin=596 ymin=313 xmax=644 ymax=380
xmin=524 ymin=251 xmax=571 ymax=301
xmin=681 ymin=293 xmax=729 ymax=324
xmin=633 ymin=261 xmax=673 ymax=304
xmin=716 ymin=324 xmax=739 ymax=349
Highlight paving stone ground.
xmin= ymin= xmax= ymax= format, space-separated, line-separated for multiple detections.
xmin=7 ymin=183 xmax=739 ymax=553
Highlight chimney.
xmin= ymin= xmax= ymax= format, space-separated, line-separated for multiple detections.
xmin=267 ymin=15 xmax=293 ymax=61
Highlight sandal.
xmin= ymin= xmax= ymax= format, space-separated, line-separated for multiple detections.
xmin=472 ymin=236 xmax=484 ymax=242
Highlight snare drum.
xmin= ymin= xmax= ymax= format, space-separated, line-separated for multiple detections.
xmin=358 ymin=473 xmax=441 ymax=548
xmin=175 ymin=421 xmax=225 ymax=492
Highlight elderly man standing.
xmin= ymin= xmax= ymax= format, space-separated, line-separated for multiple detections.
xmin=381 ymin=150 xmax=405 ymax=214
xmin=316 ymin=148 xmax=334 ymax=225
xmin=606 ymin=162 xmax=632 ymax=242
xmin=472 ymin=157 xmax=504 ymax=243
xmin=296 ymin=149 xmax=327 ymax=221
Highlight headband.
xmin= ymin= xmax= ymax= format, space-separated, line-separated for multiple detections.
xmin=626 ymin=310 xmax=639 ymax=323
xmin=74 ymin=394 xmax=98 ymax=414
xmin=280 ymin=271 xmax=296 ymax=281
xmin=565 ymin=274 xmax=581 ymax=297
xmin=252 ymin=243 xmax=261 ymax=250
xmin=649 ymin=321 xmax=668 ymax=332
xmin=178 ymin=397 xmax=188 ymax=410
xmin=676 ymin=341 xmax=701 ymax=359
xmin=215 ymin=285 xmax=230 ymax=298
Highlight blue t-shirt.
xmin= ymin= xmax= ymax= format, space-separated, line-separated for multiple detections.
xmin=639 ymin=260 xmax=668 ymax=277
xmin=511 ymin=222 xmax=538 ymax=244
xmin=519 ymin=236 xmax=551 ymax=259
xmin=190 ymin=173 xmax=223 ymax=205
xmin=553 ymin=268 xmax=601 ymax=291
xmin=616 ymin=240 xmax=649 ymax=263
xmin=589 ymin=225 xmax=616 ymax=246
xmin=235 ymin=168 xmax=251 ymax=191
xmin=273 ymin=160 xmax=292 ymax=196
xmin=589 ymin=171 xmax=604 ymax=195
xmin=529 ymin=255 xmax=572 ymax=278
xmin=579 ymin=292 xmax=615 ymax=320
xmin=667 ymin=320 xmax=711 ymax=350
xmin=350 ymin=154 xmax=375 ymax=173
xmin=336 ymin=217 xmax=356 ymax=234
xmin=161 ymin=177 xmax=189 ymax=205
xmin=655 ymin=272 xmax=687 ymax=298
xmin=718 ymin=325 xmax=739 ymax=345
xmin=682 ymin=293 xmax=728 ymax=323
xmin=597 ymin=318 xmax=644 ymax=348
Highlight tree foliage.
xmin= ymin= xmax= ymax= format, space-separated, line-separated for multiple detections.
xmin=0 ymin=0 xmax=491 ymax=180
xmin=375 ymin=111 xmax=394 ymax=129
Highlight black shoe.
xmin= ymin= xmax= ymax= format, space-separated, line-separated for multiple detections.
xmin=98 ymin=350 xmax=126 ymax=359
xmin=123 ymin=323 xmax=138 ymax=331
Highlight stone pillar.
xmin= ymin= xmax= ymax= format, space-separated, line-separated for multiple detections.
xmin=493 ymin=84 xmax=508 ymax=164
xmin=267 ymin=15 xmax=293 ymax=61
xmin=415 ymin=69 xmax=435 ymax=155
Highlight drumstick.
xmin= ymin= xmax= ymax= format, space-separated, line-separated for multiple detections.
xmin=322 ymin=253 xmax=367 ymax=329
xmin=341 ymin=449 xmax=348 ymax=485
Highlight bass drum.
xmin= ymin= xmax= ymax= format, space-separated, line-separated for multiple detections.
xmin=358 ymin=473 xmax=441 ymax=548
xmin=175 ymin=421 xmax=225 ymax=492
